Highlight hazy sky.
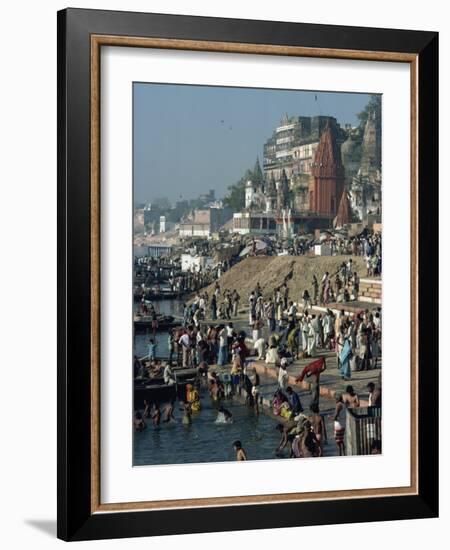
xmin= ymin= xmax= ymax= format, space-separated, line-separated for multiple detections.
xmin=133 ymin=83 xmax=372 ymax=204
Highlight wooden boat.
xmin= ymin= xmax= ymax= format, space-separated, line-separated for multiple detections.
xmin=133 ymin=289 xmax=181 ymax=301
xmin=134 ymin=383 xmax=178 ymax=408
xmin=133 ymin=367 xmax=197 ymax=408
xmin=133 ymin=314 xmax=178 ymax=332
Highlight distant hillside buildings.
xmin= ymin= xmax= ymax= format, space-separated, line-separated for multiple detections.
xmin=135 ymin=103 xmax=382 ymax=241
xmin=263 ymin=114 xmax=345 ymax=181
xmin=233 ymin=108 xmax=381 ymax=236
xmin=348 ymin=111 xmax=382 ymax=221
xmin=179 ymin=206 xmax=232 ymax=239
xmin=135 ymin=189 xmax=227 ymax=238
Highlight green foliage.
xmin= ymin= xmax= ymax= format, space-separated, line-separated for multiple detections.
xmin=357 ymin=95 xmax=382 ymax=129
xmin=223 ymin=161 xmax=263 ymax=212
xmin=188 ymin=198 xmax=205 ymax=210
xmin=223 ymin=181 xmax=245 ymax=211
xmin=223 ymin=169 xmax=250 ymax=211
xmin=349 ymin=142 xmax=362 ymax=164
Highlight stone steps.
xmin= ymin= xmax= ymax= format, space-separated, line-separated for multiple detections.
xmin=358 ymin=278 xmax=381 ymax=304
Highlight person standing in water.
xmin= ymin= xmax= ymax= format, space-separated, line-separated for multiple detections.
xmin=151 ymin=403 xmax=161 ymax=427
xmin=186 ymin=383 xmax=201 ymax=411
xmin=163 ymin=399 xmax=176 ymax=422
xmin=181 ymin=402 xmax=192 ymax=425
xmin=134 ymin=411 xmax=147 ymax=432
xmin=233 ymin=440 xmax=247 ymax=461
xmin=148 ymin=337 xmax=157 ymax=361
xmin=275 ymin=421 xmax=297 ymax=456
xmin=251 ymin=371 xmax=261 ymax=416
xmin=216 ymin=406 xmax=233 ymax=423
xmin=142 ymin=399 xmax=150 ymax=418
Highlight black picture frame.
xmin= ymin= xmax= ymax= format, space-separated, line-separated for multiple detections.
xmin=57 ymin=7 xmax=438 ymax=541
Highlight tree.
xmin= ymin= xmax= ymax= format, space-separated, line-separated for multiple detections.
xmin=223 ymin=158 xmax=269 ymax=212
xmin=223 ymin=168 xmax=253 ymax=211
xmin=357 ymin=95 xmax=381 ymax=130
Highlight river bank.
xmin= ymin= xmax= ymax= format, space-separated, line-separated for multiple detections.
xmin=197 ymin=255 xmax=368 ymax=303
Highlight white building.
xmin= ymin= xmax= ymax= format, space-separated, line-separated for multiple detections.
xmin=291 ymin=142 xmax=319 ymax=174
xmin=181 ymin=254 xmax=215 ymax=272
xmin=179 ymin=207 xmax=232 ymax=239
xmin=232 ymin=212 xmax=277 ymax=235
xmin=314 ymin=244 xmax=332 ymax=256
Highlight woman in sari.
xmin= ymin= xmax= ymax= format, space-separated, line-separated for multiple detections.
xmin=272 ymin=390 xmax=284 ymax=416
xmin=339 ymin=336 xmax=352 ymax=381
xmin=323 ymin=276 xmax=331 ymax=304
xmin=279 ymin=400 xmax=293 ymax=420
xmin=186 ymin=383 xmax=201 ymax=412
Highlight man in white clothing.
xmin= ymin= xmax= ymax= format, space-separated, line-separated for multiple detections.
xmin=179 ymin=331 xmax=191 ymax=367
xmin=163 ymin=363 xmax=176 ymax=385
xmin=254 ymin=337 xmax=266 ymax=360
xmin=278 ymin=359 xmax=289 ymax=394
xmin=307 ymin=321 xmax=317 ymax=357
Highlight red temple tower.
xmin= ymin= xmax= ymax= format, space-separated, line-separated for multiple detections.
xmin=334 ymin=189 xmax=352 ymax=228
xmin=309 ymin=123 xmax=345 ymax=217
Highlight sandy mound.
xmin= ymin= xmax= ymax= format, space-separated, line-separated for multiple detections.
xmin=199 ymin=255 xmax=366 ymax=302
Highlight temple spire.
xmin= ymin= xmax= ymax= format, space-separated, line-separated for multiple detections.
xmin=334 ymin=189 xmax=352 ymax=228
xmin=309 ymin=123 xmax=345 ymax=217
xmin=253 ymin=157 xmax=263 ymax=184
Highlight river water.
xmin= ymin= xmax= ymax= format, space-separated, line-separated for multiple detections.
xmin=133 ymin=296 xmax=283 ymax=466
xmin=134 ymin=298 xmax=184 ymax=359
xmin=133 ymin=391 xmax=283 ymax=466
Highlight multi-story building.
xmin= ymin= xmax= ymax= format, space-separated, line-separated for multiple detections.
xmin=291 ymin=142 xmax=320 ymax=175
xmin=232 ymin=108 xmax=382 ymax=236
xmin=263 ymin=114 xmax=342 ymax=181
xmin=232 ymin=211 xmax=277 ymax=235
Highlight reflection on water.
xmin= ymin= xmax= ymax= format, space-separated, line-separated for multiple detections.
xmin=133 ymin=394 xmax=282 ymax=466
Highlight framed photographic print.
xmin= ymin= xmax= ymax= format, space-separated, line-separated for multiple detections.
xmin=57 ymin=8 xmax=439 ymax=541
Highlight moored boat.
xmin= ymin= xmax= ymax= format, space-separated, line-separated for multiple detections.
xmin=133 ymin=313 xmax=178 ymax=332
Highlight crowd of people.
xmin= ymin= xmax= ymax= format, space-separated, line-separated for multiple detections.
xmin=134 ymin=253 xmax=236 ymax=298
xmin=269 ymin=355 xmax=381 ymax=457
xmin=133 ymin=232 xmax=383 ymax=462
xmin=273 ymin=231 xmax=382 ymax=270
xmin=134 ymin=229 xmax=381 ymax=298
xmin=168 ymin=261 xmax=232 ymax=294
xmin=182 ymin=284 xmax=241 ymax=326
xmin=242 ymin=275 xmax=382 ymax=382
xmin=134 ymin=309 xmax=382 ymax=459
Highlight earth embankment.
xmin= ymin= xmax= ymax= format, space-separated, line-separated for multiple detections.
xmin=200 ymin=255 xmax=366 ymax=301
